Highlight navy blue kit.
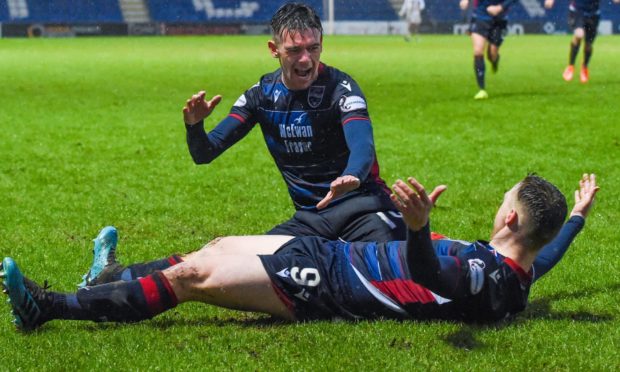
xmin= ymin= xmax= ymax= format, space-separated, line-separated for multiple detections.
xmin=568 ymin=0 xmax=601 ymax=43
xmin=259 ymin=216 xmax=584 ymax=322
xmin=469 ymin=0 xmax=518 ymax=45
xmin=186 ymin=63 xmax=405 ymax=241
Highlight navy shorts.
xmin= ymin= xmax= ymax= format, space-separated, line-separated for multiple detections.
xmin=568 ymin=10 xmax=599 ymax=44
xmin=266 ymin=193 xmax=406 ymax=242
xmin=259 ymin=237 xmax=392 ymax=321
xmin=470 ymin=17 xmax=508 ymax=46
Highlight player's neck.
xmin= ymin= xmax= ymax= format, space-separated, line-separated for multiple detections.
xmin=489 ymin=235 xmax=536 ymax=272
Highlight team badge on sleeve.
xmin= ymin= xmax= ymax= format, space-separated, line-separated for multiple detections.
xmin=339 ymin=95 xmax=367 ymax=112
xmin=233 ymin=94 xmax=247 ymax=107
xmin=467 ymin=259 xmax=485 ymax=294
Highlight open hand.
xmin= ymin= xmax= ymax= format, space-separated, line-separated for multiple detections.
xmin=316 ymin=175 xmax=360 ymax=210
xmin=570 ymin=173 xmax=600 ymax=218
xmin=390 ymin=177 xmax=447 ymax=231
xmin=183 ymin=91 xmax=222 ymax=125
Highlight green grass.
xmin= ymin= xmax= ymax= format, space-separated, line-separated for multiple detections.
xmin=1 ymin=35 xmax=619 ymax=370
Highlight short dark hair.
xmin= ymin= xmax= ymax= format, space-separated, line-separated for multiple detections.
xmin=270 ymin=3 xmax=323 ymax=42
xmin=517 ymin=174 xmax=567 ymax=250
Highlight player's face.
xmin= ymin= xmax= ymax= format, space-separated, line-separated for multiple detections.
xmin=491 ymin=184 xmax=519 ymax=238
xmin=270 ymin=28 xmax=322 ymax=90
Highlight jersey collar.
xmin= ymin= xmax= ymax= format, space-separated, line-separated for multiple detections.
xmin=503 ymin=257 xmax=533 ymax=284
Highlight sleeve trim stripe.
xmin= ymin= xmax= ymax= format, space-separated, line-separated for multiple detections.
xmin=342 ymin=117 xmax=370 ymax=126
xmin=228 ymin=113 xmax=245 ymax=123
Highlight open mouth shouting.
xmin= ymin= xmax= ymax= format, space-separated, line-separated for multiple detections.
xmin=295 ymin=67 xmax=314 ymax=79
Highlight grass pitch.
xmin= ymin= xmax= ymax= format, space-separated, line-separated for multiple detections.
xmin=0 ymin=34 xmax=619 ymax=370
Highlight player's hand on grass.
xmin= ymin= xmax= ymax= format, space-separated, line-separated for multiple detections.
xmin=183 ymin=91 xmax=222 ymax=125
xmin=544 ymin=0 xmax=554 ymax=9
xmin=391 ymin=178 xmax=447 ymax=231
xmin=459 ymin=0 xmax=469 ymax=10
xmin=316 ymin=175 xmax=360 ymax=210
xmin=570 ymin=173 xmax=600 ymax=219
xmin=486 ymin=4 xmax=503 ymax=16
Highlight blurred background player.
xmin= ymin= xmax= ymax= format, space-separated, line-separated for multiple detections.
xmin=545 ymin=0 xmax=620 ymax=83
xmin=182 ymin=3 xmax=405 ymax=242
xmin=399 ymin=0 xmax=426 ymax=42
xmin=460 ymin=0 xmax=518 ymax=99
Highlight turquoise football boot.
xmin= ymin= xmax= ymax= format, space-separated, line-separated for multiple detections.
xmin=1 ymin=257 xmax=52 ymax=331
xmin=79 ymin=226 xmax=118 ymax=288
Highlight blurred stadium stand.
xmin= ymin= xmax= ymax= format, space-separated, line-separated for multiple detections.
xmin=1 ymin=0 xmax=619 ymax=36
xmin=0 ymin=0 xmax=398 ymax=23
xmin=0 ymin=0 xmax=123 ymax=22
xmin=334 ymin=0 xmax=397 ymax=20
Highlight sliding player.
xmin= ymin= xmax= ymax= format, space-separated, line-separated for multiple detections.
xmin=2 ymin=174 xmax=598 ymax=328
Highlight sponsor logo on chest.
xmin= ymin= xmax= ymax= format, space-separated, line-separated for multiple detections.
xmin=276 ymin=112 xmax=314 ymax=154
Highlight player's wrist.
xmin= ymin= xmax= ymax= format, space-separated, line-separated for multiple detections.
xmin=185 ymin=120 xmax=204 ymax=130
xmin=185 ymin=119 xmax=200 ymax=126
xmin=569 ymin=211 xmax=585 ymax=219
xmin=405 ymin=217 xmax=429 ymax=232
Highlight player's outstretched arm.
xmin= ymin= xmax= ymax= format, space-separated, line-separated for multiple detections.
xmin=533 ymin=173 xmax=600 ymax=281
xmin=184 ymin=90 xmax=254 ymax=164
xmin=393 ymin=178 xmax=472 ymax=298
xmin=183 ymin=90 xmax=222 ymax=125
xmin=570 ymin=173 xmax=600 ymax=218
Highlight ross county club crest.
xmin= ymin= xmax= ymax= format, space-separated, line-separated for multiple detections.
xmin=307 ymin=86 xmax=325 ymax=108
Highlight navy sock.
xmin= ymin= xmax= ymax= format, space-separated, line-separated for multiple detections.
xmin=474 ymin=56 xmax=485 ymax=89
xmin=122 ymin=255 xmax=183 ymax=281
xmin=569 ymin=42 xmax=580 ymax=65
xmin=57 ymin=272 xmax=178 ymax=322
xmin=491 ymin=54 xmax=500 ymax=68
xmin=583 ymin=44 xmax=592 ymax=67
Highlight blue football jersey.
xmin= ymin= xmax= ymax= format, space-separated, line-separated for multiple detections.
xmin=570 ymin=0 xmax=600 ymax=15
xmin=347 ymin=236 xmax=532 ymax=322
xmin=471 ymin=0 xmax=518 ymax=20
xmin=188 ymin=63 xmax=390 ymax=210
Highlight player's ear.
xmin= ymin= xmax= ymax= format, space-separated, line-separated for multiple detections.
xmin=268 ymin=40 xmax=279 ymax=58
xmin=505 ymin=209 xmax=518 ymax=230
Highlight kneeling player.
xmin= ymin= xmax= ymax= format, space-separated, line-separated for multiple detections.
xmin=1 ymin=174 xmax=598 ymax=328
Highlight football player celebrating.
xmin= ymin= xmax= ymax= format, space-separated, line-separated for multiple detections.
xmin=182 ymin=3 xmax=405 ymax=243
xmin=545 ymin=0 xmax=620 ymax=83
xmin=2 ymin=173 xmax=599 ymax=328
xmin=460 ymin=0 xmax=518 ymax=99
